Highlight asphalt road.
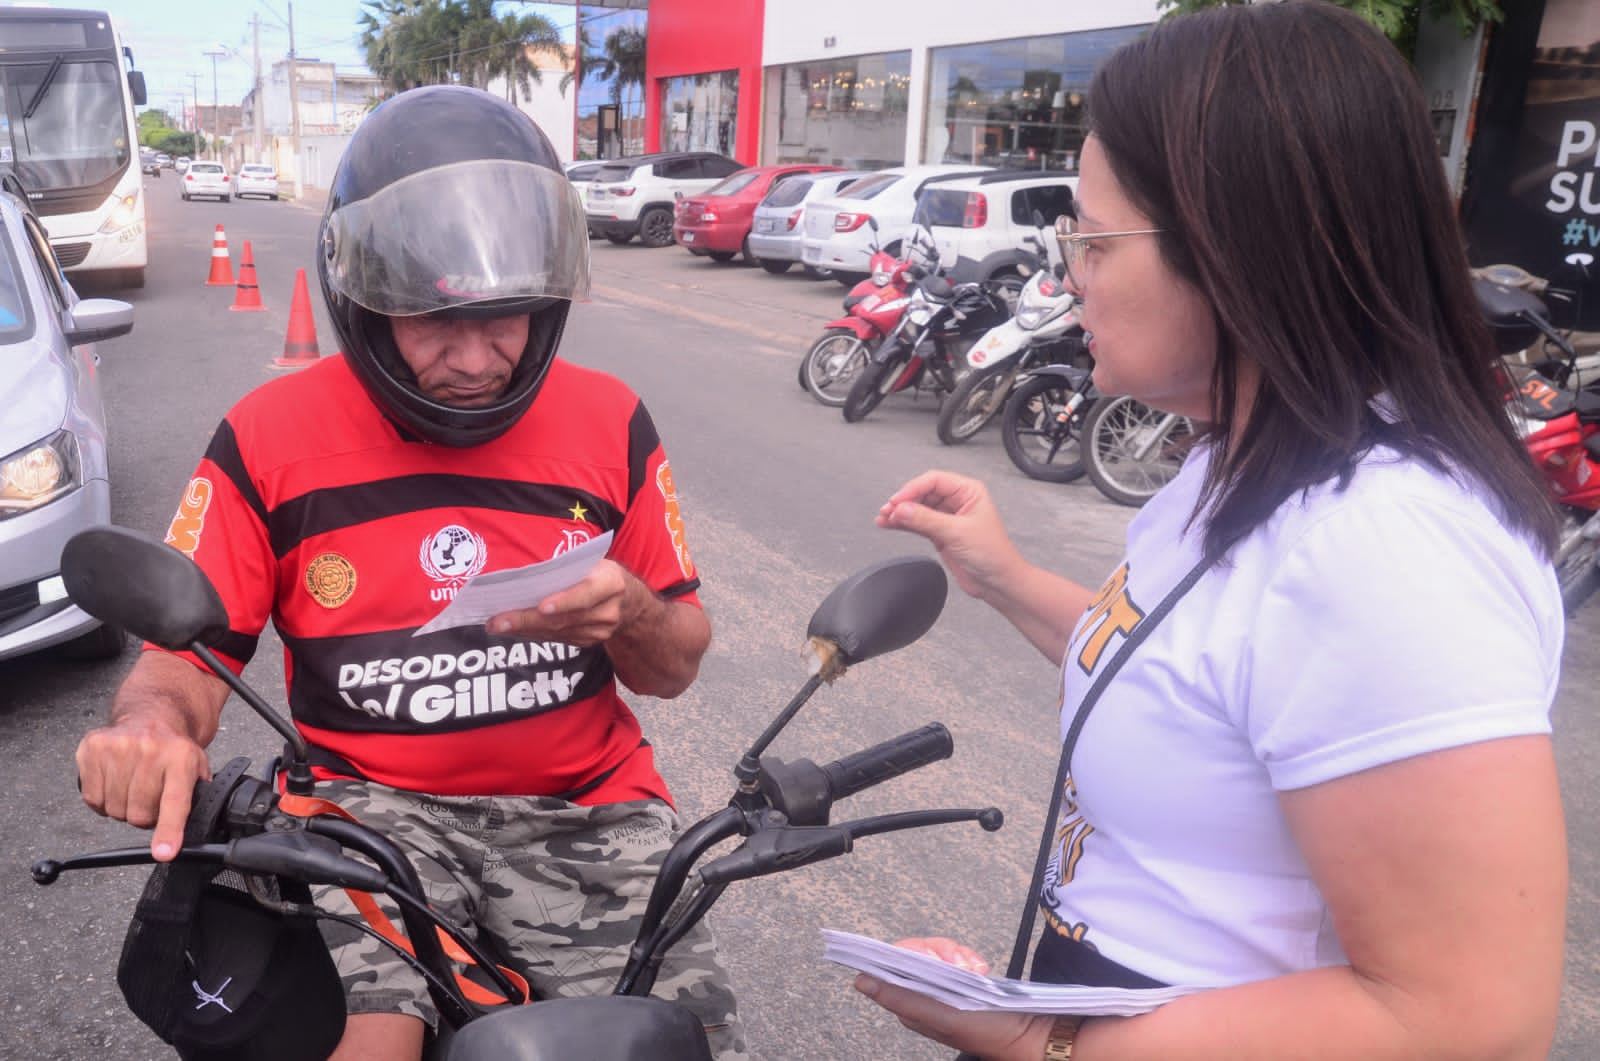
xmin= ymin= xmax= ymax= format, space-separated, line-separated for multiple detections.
xmin=0 ymin=178 xmax=1594 ymax=1060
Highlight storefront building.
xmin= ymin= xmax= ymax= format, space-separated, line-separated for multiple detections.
xmin=640 ymin=0 xmax=764 ymax=160
xmin=638 ymin=0 xmax=1159 ymax=170
xmin=757 ymin=0 xmax=1157 ymax=172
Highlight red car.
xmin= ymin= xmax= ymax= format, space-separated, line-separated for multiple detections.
xmin=674 ymin=164 xmax=842 ymax=263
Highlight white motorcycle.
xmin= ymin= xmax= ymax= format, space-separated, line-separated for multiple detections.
xmin=935 ymin=242 xmax=1087 ymax=446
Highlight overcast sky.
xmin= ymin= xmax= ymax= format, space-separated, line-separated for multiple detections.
xmin=110 ymin=0 xmax=586 ymax=119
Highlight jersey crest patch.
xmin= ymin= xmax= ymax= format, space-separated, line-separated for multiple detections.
xmin=164 ymin=477 xmax=214 ymax=557
xmin=305 ymin=553 xmax=357 ymax=608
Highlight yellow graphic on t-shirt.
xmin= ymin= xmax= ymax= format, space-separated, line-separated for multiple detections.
xmin=1053 ymin=774 xmax=1093 ymax=887
xmin=1075 ymin=563 xmax=1145 ymax=675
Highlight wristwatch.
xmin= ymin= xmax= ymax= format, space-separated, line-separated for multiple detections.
xmin=1043 ymin=1015 xmax=1082 ymax=1059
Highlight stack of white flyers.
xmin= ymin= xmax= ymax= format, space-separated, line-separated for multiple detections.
xmin=414 ymin=531 xmax=615 ymax=637
xmin=821 ymin=930 xmax=1198 ymax=1016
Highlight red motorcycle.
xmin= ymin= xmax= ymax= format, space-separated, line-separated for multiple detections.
xmin=799 ymin=220 xmax=922 ymax=407
xmin=1476 ymin=276 xmax=1600 ymax=614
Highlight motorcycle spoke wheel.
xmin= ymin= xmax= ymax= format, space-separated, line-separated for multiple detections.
xmin=937 ymin=365 xmax=1010 ymax=445
xmin=1083 ymin=395 xmax=1194 ymax=507
xmin=842 ymin=359 xmax=896 ymax=422
xmin=1000 ymin=374 xmax=1091 ymax=482
xmin=801 ymin=329 xmax=870 ymax=407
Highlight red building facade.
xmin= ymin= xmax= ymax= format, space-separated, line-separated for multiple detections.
xmin=643 ymin=0 xmax=765 ymax=162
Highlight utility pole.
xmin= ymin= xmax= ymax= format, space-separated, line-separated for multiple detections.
xmin=186 ymin=72 xmax=201 ymax=156
xmin=287 ymin=0 xmax=302 ymax=199
xmin=252 ymin=14 xmax=263 ymax=163
xmin=203 ymin=48 xmax=226 ymax=163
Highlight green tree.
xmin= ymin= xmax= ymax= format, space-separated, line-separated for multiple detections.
xmin=1156 ymin=0 xmax=1503 ymax=53
xmin=487 ymin=10 xmax=564 ymax=102
xmin=359 ymin=0 xmax=566 ymax=99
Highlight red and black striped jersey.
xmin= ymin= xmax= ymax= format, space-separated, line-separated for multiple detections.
xmin=158 ymin=354 xmax=701 ymax=804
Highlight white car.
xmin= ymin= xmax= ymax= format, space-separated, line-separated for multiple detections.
xmin=584 ymin=151 xmax=747 ymax=248
xmin=914 ymin=170 xmax=1078 ymax=303
xmin=798 ymin=164 xmax=992 ymax=283
xmin=0 ymin=183 xmax=135 ymax=662
xmin=181 ymin=161 xmax=231 ymax=202
xmin=747 ymin=170 xmax=870 ymax=277
xmin=234 ymin=164 xmax=280 ymax=200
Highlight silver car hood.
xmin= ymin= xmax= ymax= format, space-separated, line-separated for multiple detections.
xmin=0 ymin=337 xmax=68 ymax=458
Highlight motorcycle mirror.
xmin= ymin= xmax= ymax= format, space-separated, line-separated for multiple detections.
xmin=60 ymin=526 xmax=229 ymax=651
xmin=806 ymin=556 xmax=948 ymax=667
xmin=867 ymin=216 xmax=879 ymax=232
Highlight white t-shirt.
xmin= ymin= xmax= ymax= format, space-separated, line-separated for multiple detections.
xmin=1042 ymin=443 xmax=1564 ymax=988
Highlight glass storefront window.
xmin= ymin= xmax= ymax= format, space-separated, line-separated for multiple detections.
xmin=761 ymin=51 xmax=911 ymax=169
xmin=574 ymin=6 xmax=648 ymax=160
xmin=923 ymin=27 xmax=1144 ymax=172
xmin=661 ymin=70 xmax=739 ymax=156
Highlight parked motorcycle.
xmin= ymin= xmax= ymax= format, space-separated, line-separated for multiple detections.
xmin=841 ymin=229 xmax=1013 ymax=424
xmin=1475 ymin=276 xmax=1600 ymax=614
xmin=1473 ymin=257 xmax=1600 ymax=391
xmin=936 ymin=253 xmax=1085 ymax=445
xmin=799 ymin=219 xmax=923 ymax=406
xmin=34 ymin=526 xmax=1002 ymax=1061
xmin=1080 ymin=395 xmax=1195 ymax=507
xmin=998 ymin=361 xmax=1098 ymax=483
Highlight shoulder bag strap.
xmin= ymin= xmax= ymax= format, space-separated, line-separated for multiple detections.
xmin=1000 ymin=553 xmax=1214 ymax=980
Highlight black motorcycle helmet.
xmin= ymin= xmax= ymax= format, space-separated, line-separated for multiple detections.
xmin=317 ymin=85 xmax=590 ymax=447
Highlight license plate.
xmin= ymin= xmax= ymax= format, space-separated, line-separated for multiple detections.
xmin=756 ymin=218 xmax=777 ymax=233
xmin=681 ymin=232 xmax=695 ymax=243
xmin=804 ymin=245 xmax=820 ymax=262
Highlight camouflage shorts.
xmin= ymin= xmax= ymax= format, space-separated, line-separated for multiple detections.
xmin=311 ymin=778 xmax=748 ymax=1061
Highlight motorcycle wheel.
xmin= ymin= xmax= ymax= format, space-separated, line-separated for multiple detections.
xmin=1000 ymin=372 xmax=1093 ymax=483
xmin=936 ymin=363 xmax=1012 ymax=445
xmin=1082 ymin=394 xmax=1194 ymax=507
xmin=801 ymin=328 xmax=870 ymax=407
xmin=842 ymin=358 xmax=899 ymax=423
xmin=1556 ymin=512 xmax=1600 ymax=616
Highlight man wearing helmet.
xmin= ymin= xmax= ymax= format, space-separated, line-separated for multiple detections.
xmin=74 ymin=86 xmax=746 ymax=1059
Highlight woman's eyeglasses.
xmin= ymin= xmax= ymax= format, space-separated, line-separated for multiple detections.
xmin=1054 ymin=215 xmax=1164 ymax=289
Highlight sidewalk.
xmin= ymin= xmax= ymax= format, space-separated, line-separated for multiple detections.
xmin=286 ymin=183 xmax=330 ymax=213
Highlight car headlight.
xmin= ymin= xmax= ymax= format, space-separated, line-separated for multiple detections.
xmin=0 ymin=430 xmax=81 ymax=518
xmin=98 ymin=190 xmax=140 ymax=233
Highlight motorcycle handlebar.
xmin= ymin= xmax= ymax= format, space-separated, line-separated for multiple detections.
xmin=759 ymin=722 xmax=953 ymax=827
xmin=823 ymin=722 xmax=953 ymax=804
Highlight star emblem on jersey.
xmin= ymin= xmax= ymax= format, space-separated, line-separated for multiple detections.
xmin=420 ymin=524 xmax=489 ymax=588
xmin=569 ymin=501 xmax=588 ymax=522
xmin=304 ymin=553 xmax=357 ymax=608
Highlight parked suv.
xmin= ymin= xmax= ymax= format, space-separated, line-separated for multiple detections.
xmin=799 ymin=164 xmax=991 ymax=284
xmin=585 ymin=152 xmax=746 ymax=248
xmin=672 ymin=164 xmax=840 ymax=264
xmin=913 ymin=170 xmax=1078 ymax=303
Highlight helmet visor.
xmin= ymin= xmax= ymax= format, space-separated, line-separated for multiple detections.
xmin=322 ymin=159 xmax=591 ymax=317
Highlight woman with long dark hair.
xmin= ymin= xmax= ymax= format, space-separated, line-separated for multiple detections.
xmin=854 ymin=4 xmax=1568 ymax=1058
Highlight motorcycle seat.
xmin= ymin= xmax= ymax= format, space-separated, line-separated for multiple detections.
xmin=920 ymin=274 xmax=955 ymax=300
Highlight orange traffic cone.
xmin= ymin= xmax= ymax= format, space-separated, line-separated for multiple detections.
xmin=273 ymin=268 xmax=322 ymax=367
xmin=205 ymin=224 xmax=234 ymax=286
xmin=229 ymin=241 xmax=267 ymax=312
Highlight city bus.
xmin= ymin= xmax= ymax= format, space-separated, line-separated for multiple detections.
xmin=0 ymin=7 xmax=148 ymax=288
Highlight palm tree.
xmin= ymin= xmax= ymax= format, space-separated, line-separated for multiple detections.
xmin=488 ymin=11 xmax=564 ymax=103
